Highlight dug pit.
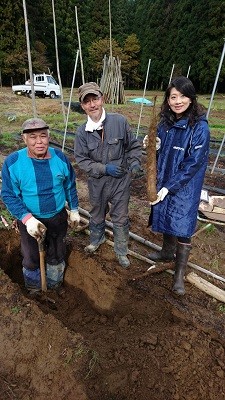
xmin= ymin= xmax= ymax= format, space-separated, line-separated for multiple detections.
xmin=1 ymin=228 xmax=225 ymax=400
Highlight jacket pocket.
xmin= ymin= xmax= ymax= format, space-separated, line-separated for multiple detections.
xmin=107 ymin=136 xmax=124 ymax=161
xmin=87 ymin=141 xmax=99 ymax=151
xmin=87 ymin=141 xmax=102 ymax=162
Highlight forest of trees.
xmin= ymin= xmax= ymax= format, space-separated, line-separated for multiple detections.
xmin=0 ymin=0 xmax=225 ymax=93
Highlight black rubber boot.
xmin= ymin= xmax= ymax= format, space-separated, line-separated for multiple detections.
xmin=172 ymin=242 xmax=192 ymax=295
xmin=148 ymin=234 xmax=177 ymax=262
xmin=113 ymin=222 xmax=130 ymax=268
xmin=84 ymin=220 xmax=106 ymax=253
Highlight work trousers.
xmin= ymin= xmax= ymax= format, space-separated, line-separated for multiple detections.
xmin=88 ymin=173 xmax=131 ymax=226
xmin=17 ymin=208 xmax=68 ymax=270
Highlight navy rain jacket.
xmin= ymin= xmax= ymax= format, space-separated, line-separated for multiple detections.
xmin=150 ymin=116 xmax=210 ymax=237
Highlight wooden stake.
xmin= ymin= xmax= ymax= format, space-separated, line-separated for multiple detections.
xmin=22 ymin=0 xmax=37 ymax=117
xmin=75 ymin=6 xmax=85 ymax=85
xmin=187 ymin=272 xmax=225 ymax=303
xmin=52 ymin=0 xmax=66 ymax=123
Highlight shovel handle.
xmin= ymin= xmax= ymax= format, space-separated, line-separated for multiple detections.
xmin=38 ymin=240 xmax=47 ymax=292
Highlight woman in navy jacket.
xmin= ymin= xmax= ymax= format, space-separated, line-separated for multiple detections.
xmin=147 ymin=76 xmax=210 ymax=295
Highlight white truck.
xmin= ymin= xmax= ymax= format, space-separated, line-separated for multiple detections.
xmin=12 ymin=73 xmax=61 ymax=99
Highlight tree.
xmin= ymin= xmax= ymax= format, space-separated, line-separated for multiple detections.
xmin=1 ymin=0 xmax=225 ymax=91
xmin=122 ymin=34 xmax=141 ymax=87
xmin=88 ymin=34 xmax=141 ymax=88
xmin=0 ymin=0 xmax=26 ymax=83
xmin=88 ymin=38 xmax=123 ymax=74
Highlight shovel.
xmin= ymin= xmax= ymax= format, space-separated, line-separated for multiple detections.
xmin=36 ymin=236 xmax=57 ymax=309
xmin=37 ymin=236 xmax=47 ymax=292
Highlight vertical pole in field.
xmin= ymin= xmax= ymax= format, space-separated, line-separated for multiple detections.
xmin=62 ymin=50 xmax=79 ymax=153
xmin=187 ymin=65 xmax=191 ymax=78
xmin=52 ymin=0 xmax=66 ymax=123
xmin=136 ymin=58 xmax=151 ymax=138
xmin=207 ymin=39 xmax=225 ymax=174
xmin=75 ymin=6 xmax=85 ymax=85
xmin=22 ymin=0 xmax=37 ymax=117
xmin=169 ymin=64 xmax=175 ymax=85
xmin=207 ymin=39 xmax=225 ymax=120
xmin=109 ymin=0 xmax=114 ymax=107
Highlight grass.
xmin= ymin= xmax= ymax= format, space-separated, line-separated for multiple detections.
xmin=0 ymin=87 xmax=225 ymax=155
xmin=218 ymin=304 xmax=225 ymax=313
xmin=0 ymin=209 xmax=15 ymax=225
xmin=85 ymin=350 xmax=99 ymax=379
xmin=209 ymin=256 xmax=220 ymax=272
xmin=204 ymin=224 xmax=216 ymax=236
xmin=11 ymin=306 xmax=21 ymax=314
xmin=0 ymin=132 xmax=18 ymax=148
xmin=64 ymin=342 xmax=99 ymax=378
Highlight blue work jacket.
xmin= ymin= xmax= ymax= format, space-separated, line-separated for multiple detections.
xmin=150 ymin=116 xmax=210 ymax=237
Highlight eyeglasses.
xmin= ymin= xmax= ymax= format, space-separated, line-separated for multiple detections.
xmin=82 ymin=96 xmax=102 ymax=105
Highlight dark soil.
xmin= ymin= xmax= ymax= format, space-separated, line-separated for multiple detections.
xmin=1 ymin=154 xmax=225 ymax=400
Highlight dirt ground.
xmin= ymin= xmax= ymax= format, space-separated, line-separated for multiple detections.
xmin=1 ymin=91 xmax=225 ymax=399
xmin=1 ymin=157 xmax=225 ymax=400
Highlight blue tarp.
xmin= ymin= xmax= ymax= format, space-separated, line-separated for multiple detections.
xmin=128 ymin=97 xmax=153 ymax=105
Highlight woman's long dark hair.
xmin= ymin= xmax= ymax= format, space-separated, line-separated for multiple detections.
xmin=160 ymin=76 xmax=206 ymax=127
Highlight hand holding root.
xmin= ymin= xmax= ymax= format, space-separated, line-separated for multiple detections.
xmin=67 ymin=209 xmax=80 ymax=228
xmin=150 ymin=187 xmax=168 ymax=205
xmin=143 ymin=135 xmax=161 ymax=151
xmin=25 ymin=216 xmax=47 ymax=241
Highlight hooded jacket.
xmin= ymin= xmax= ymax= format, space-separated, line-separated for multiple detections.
xmin=150 ymin=116 xmax=210 ymax=237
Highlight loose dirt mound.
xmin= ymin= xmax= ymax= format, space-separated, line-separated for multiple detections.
xmin=1 ymin=88 xmax=225 ymax=399
xmin=1 ymin=207 xmax=225 ymax=400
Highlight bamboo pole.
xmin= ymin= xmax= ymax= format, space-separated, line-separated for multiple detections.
xmin=169 ymin=63 xmax=175 ymax=85
xmin=83 ymin=221 xmax=225 ymax=302
xmin=108 ymin=0 xmax=113 ymax=106
xmin=186 ymin=65 xmax=191 ymax=78
xmin=192 ymin=223 xmax=212 ymax=237
xmin=84 ymin=228 xmax=155 ymax=266
xmin=22 ymin=0 xmax=37 ymax=117
xmin=211 ymin=133 xmax=225 ymax=175
xmin=62 ymin=49 xmax=79 ymax=152
xmin=100 ymin=54 xmax=125 ymax=105
xmin=75 ymin=6 xmax=85 ymax=85
xmin=78 ymin=207 xmax=225 ymax=285
xmin=136 ymin=58 xmax=151 ymax=138
xmin=206 ymin=38 xmax=225 ymax=120
xmin=105 ymin=228 xmax=155 ymax=265
xmin=52 ymin=0 xmax=66 ymax=123
xmin=187 ymin=272 xmax=225 ymax=303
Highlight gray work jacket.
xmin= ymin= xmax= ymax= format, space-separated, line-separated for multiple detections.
xmin=74 ymin=112 xmax=142 ymax=178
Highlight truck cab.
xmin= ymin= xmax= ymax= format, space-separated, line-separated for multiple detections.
xmin=12 ymin=73 xmax=61 ymax=99
xmin=33 ymin=74 xmax=61 ymax=98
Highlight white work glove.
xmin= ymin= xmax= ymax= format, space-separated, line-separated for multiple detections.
xmin=67 ymin=209 xmax=80 ymax=228
xmin=143 ymin=135 xmax=161 ymax=150
xmin=150 ymin=187 xmax=169 ymax=205
xmin=25 ymin=216 xmax=47 ymax=241
xmin=143 ymin=135 xmax=148 ymax=148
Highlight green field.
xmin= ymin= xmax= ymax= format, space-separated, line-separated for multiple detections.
xmin=0 ymin=87 xmax=224 ymax=152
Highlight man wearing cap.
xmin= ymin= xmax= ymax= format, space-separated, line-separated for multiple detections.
xmin=1 ymin=117 xmax=80 ymax=293
xmin=74 ymin=82 xmax=142 ymax=268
